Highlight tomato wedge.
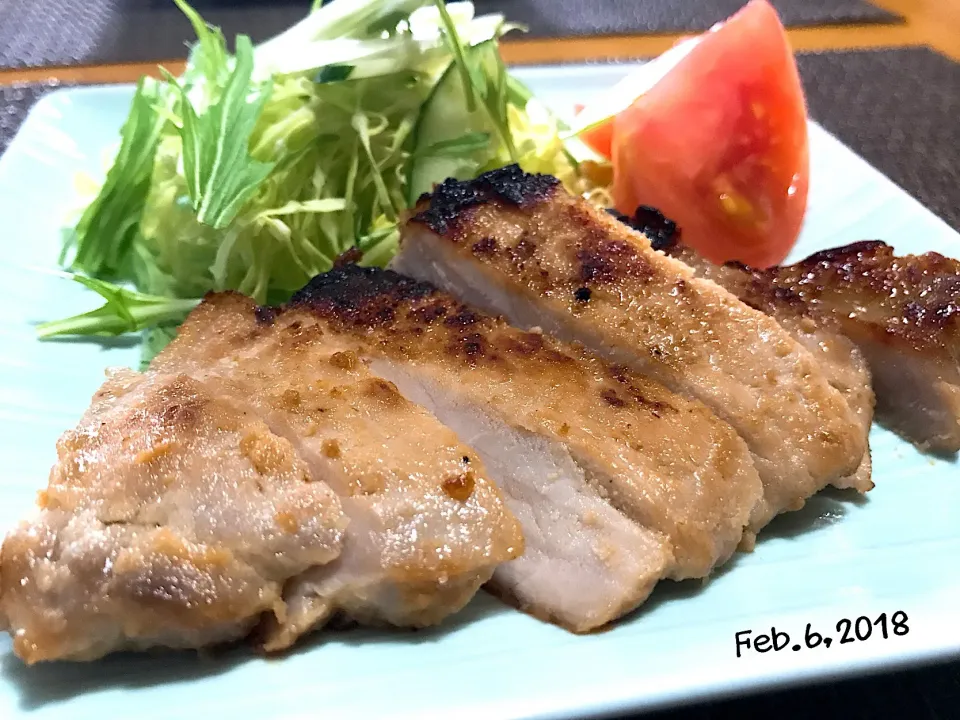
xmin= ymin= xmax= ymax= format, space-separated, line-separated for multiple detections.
xmin=577 ymin=36 xmax=701 ymax=159
xmin=610 ymin=0 xmax=809 ymax=268
xmin=579 ymin=115 xmax=614 ymax=160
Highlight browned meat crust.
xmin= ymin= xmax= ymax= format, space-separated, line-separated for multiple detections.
xmin=288 ymin=266 xmax=692 ymax=425
xmin=657 ymin=242 xmax=875 ymax=492
xmin=397 ymin=167 xmax=865 ymax=529
xmin=1 ymin=279 xmax=522 ymax=663
xmin=413 ymin=164 xmax=561 ymax=235
xmin=762 ymin=241 xmax=960 ymax=354
xmin=663 ymin=238 xmax=960 ymax=453
xmin=275 ymin=264 xmax=764 ymax=611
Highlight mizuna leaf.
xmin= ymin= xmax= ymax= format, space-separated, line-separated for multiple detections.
xmin=176 ymin=35 xmax=276 ymax=229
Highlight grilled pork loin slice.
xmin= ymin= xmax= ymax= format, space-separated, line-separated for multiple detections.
xmin=153 ymin=293 xmax=521 ymax=650
xmin=1 ymin=312 xmax=520 ymax=664
xmin=1 ymin=370 xmax=346 ymax=663
xmin=395 ymin=166 xmax=865 ymax=529
xmin=659 ymin=242 xmax=875 ymax=493
xmin=664 ymin=241 xmax=959 ymax=454
xmin=256 ymin=264 xmax=764 ymax=632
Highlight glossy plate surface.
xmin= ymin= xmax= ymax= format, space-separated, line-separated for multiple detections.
xmin=0 ymin=64 xmax=958 ymax=720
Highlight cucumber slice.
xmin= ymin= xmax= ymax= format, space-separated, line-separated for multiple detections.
xmin=406 ymin=40 xmax=516 ymax=205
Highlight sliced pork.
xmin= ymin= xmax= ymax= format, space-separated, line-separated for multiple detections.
xmin=670 ymin=241 xmax=959 ymax=454
xmin=1 ymin=369 xmax=346 ymax=662
xmin=263 ymin=264 xmax=764 ymax=631
xmin=154 ymin=292 xmax=522 ymax=650
xmin=395 ymin=165 xmax=866 ymax=529
xmin=660 ymin=242 xmax=875 ymax=492
xmin=1 ymin=300 xmax=521 ymax=663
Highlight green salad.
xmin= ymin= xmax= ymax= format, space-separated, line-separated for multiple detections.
xmin=40 ymin=0 xmax=605 ymax=366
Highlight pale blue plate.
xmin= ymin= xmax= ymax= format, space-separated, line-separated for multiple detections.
xmin=1 ymin=65 xmax=958 ymax=720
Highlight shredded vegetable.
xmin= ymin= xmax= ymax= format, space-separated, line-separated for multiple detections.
xmin=43 ymin=0 xmax=610 ymax=366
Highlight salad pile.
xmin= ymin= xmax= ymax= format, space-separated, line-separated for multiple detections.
xmin=40 ymin=0 xmax=811 ymax=367
xmin=40 ymin=0 xmax=603 ymax=363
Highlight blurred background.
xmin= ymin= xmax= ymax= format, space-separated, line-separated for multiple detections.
xmin=0 ymin=0 xmax=914 ymax=67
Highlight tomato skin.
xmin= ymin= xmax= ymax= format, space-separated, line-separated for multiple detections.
xmin=576 ymin=37 xmax=699 ymax=160
xmin=581 ymin=122 xmax=614 ymax=159
xmin=611 ymin=0 xmax=809 ymax=268
xmin=573 ymin=102 xmax=613 ymax=159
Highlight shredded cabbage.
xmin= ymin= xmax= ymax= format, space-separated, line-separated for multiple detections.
xmin=41 ymin=0 xmax=608 ymax=366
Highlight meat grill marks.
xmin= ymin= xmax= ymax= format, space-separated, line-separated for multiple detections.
xmin=269 ymin=264 xmax=764 ymax=632
xmin=666 ymin=240 xmax=960 ymax=454
xmin=751 ymin=241 xmax=960 ymax=454
xmin=0 ymin=304 xmax=521 ymax=663
xmin=659 ymin=243 xmax=875 ymax=493
xmin=396 ymin=165 xmax=866 ymax=530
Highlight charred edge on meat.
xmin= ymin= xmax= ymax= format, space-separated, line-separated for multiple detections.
xmin=606 ymin=206 xmax=681 ymax=251
xmin=259 ymin=263 xmax=679 ymax=415
xmin=747 ymin=240 xmax=960 ymax=332
xmin=412 ymin=164 xmax=560 ymax=235
xmin=795 ymin=240 xmax=890 ymax=267
xmin=671 ymin=239 xmax=960 ymax=347
xmin=289 ymin=264 xmax=437 ymax=327
xmin=285 ymin=265 xmax=495 ymax=363
xmin=789 ymin=241 xmax=960 ymax=334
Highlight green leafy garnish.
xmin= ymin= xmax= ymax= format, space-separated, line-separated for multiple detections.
xmin=174 ymin=0 xmax=227 ymax=90
xmin=37 ymin=274 xmax=199 ymax=339
xmin=416 ymin=131 xmax=491 ymax=158
xmin=316 ymin=64 xmax=355 ymax=83
xmin=174 ymin=35 xmax=275 ymax=229
xmin=433 ymin=0 xmax=517 ymax=161
xmin=434 ymin=0 xmax=478 ymax=113
xmin=64 ymin=76 xmax=168 ymax=278
xmin=42 ymin=0 xmax=600 ymax=363
xmin=141 ymin=324 xmax=182 ymax=370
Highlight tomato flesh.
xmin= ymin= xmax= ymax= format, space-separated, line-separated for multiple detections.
xmin=611 ymin=0 xmax=809 ymax=268
xmin=581 ymin=121 xmax=614 ymax=160
xmin=576 ymin=37 xmax=702 ymax=160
